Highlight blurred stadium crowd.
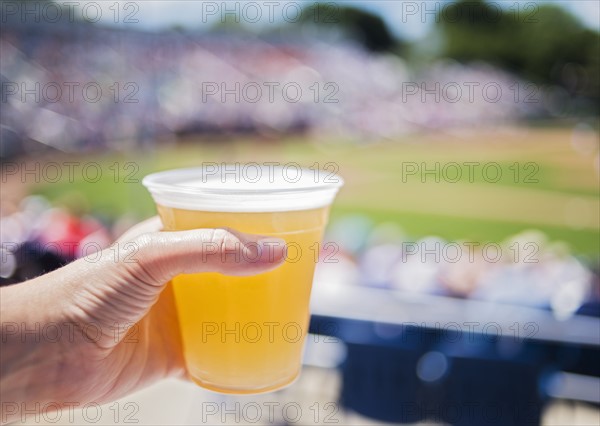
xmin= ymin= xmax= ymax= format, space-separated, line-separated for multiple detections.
xmin=320 ymin=216 xmax=600 ymax=319
xmin=2 ymin=195 xmax=598 ymax=320
xmin=1 ymin=19 xmax=550 ymax=156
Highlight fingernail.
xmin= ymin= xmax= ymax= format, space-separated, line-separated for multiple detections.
xmin=257 ymin=237 xmax=286 ymax=262
xmin=258 ymin=237 xmax=285 ymax=247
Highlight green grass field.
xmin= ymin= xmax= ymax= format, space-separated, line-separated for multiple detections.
xmin=34 ymin=128 xmax=599 ymax=258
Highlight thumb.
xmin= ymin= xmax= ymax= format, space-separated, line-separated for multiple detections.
xmin=63 ymin=226 xmax=286 ymax=340
xmin=120 ymin=227 xmax=287 ymax=287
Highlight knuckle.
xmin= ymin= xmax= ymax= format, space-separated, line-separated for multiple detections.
xmin=133 ymin=232 xmax=156 ymax=247
xmin=131 ymin=233 xmax=156 ymax=258
xmin=128 ymin=233 xmax=170 ymax=285
xmin=210 ymin=228 xmax=239 ymax=252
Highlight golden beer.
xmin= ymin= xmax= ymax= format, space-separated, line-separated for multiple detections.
xmin=143 ymin=166 xmax=342 ymax=393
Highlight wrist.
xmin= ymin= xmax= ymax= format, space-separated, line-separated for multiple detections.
xmin=0 ymin=278 xmax=73 ymax=423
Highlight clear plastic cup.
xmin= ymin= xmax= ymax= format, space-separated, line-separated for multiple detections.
xmin=143 ymin=164 xmax=343 ymax=394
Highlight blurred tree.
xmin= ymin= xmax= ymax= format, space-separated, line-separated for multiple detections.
xmin=437 ymin=0 xmax=520 ymax=66
xmin=299 ymin=3 xmax=401 ymax=53
xmin=170 ymin=24 xmax=186 ymax=33
xmin=209 ymin=13 xmax=254 ymax=34
xmin=437 ymin=0 xmax=599 ymax=99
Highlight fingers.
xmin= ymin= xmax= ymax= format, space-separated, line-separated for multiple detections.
xmin=123 ymin=227 xmax=287 ymax=287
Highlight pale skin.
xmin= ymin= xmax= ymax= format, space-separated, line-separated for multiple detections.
xmin=0 ymin=217 xmax=286 ymax=425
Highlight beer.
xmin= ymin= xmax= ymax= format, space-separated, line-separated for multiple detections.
xmin=143 ymin=166 xmax=342 ymax=393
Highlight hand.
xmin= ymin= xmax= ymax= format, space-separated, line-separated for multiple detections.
xmin=0 ymin=217 xmax=286 ymax=424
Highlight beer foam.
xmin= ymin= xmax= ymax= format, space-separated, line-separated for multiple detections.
xmin=142 ymin=166 xmax=344 ymax=212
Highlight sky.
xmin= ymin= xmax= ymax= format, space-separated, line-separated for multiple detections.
xmin=80 ymin=1 xmax=599 ymax=40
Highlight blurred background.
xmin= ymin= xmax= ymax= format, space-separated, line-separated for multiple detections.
xmin=1 ymin=0 xmax=599 ymax=424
